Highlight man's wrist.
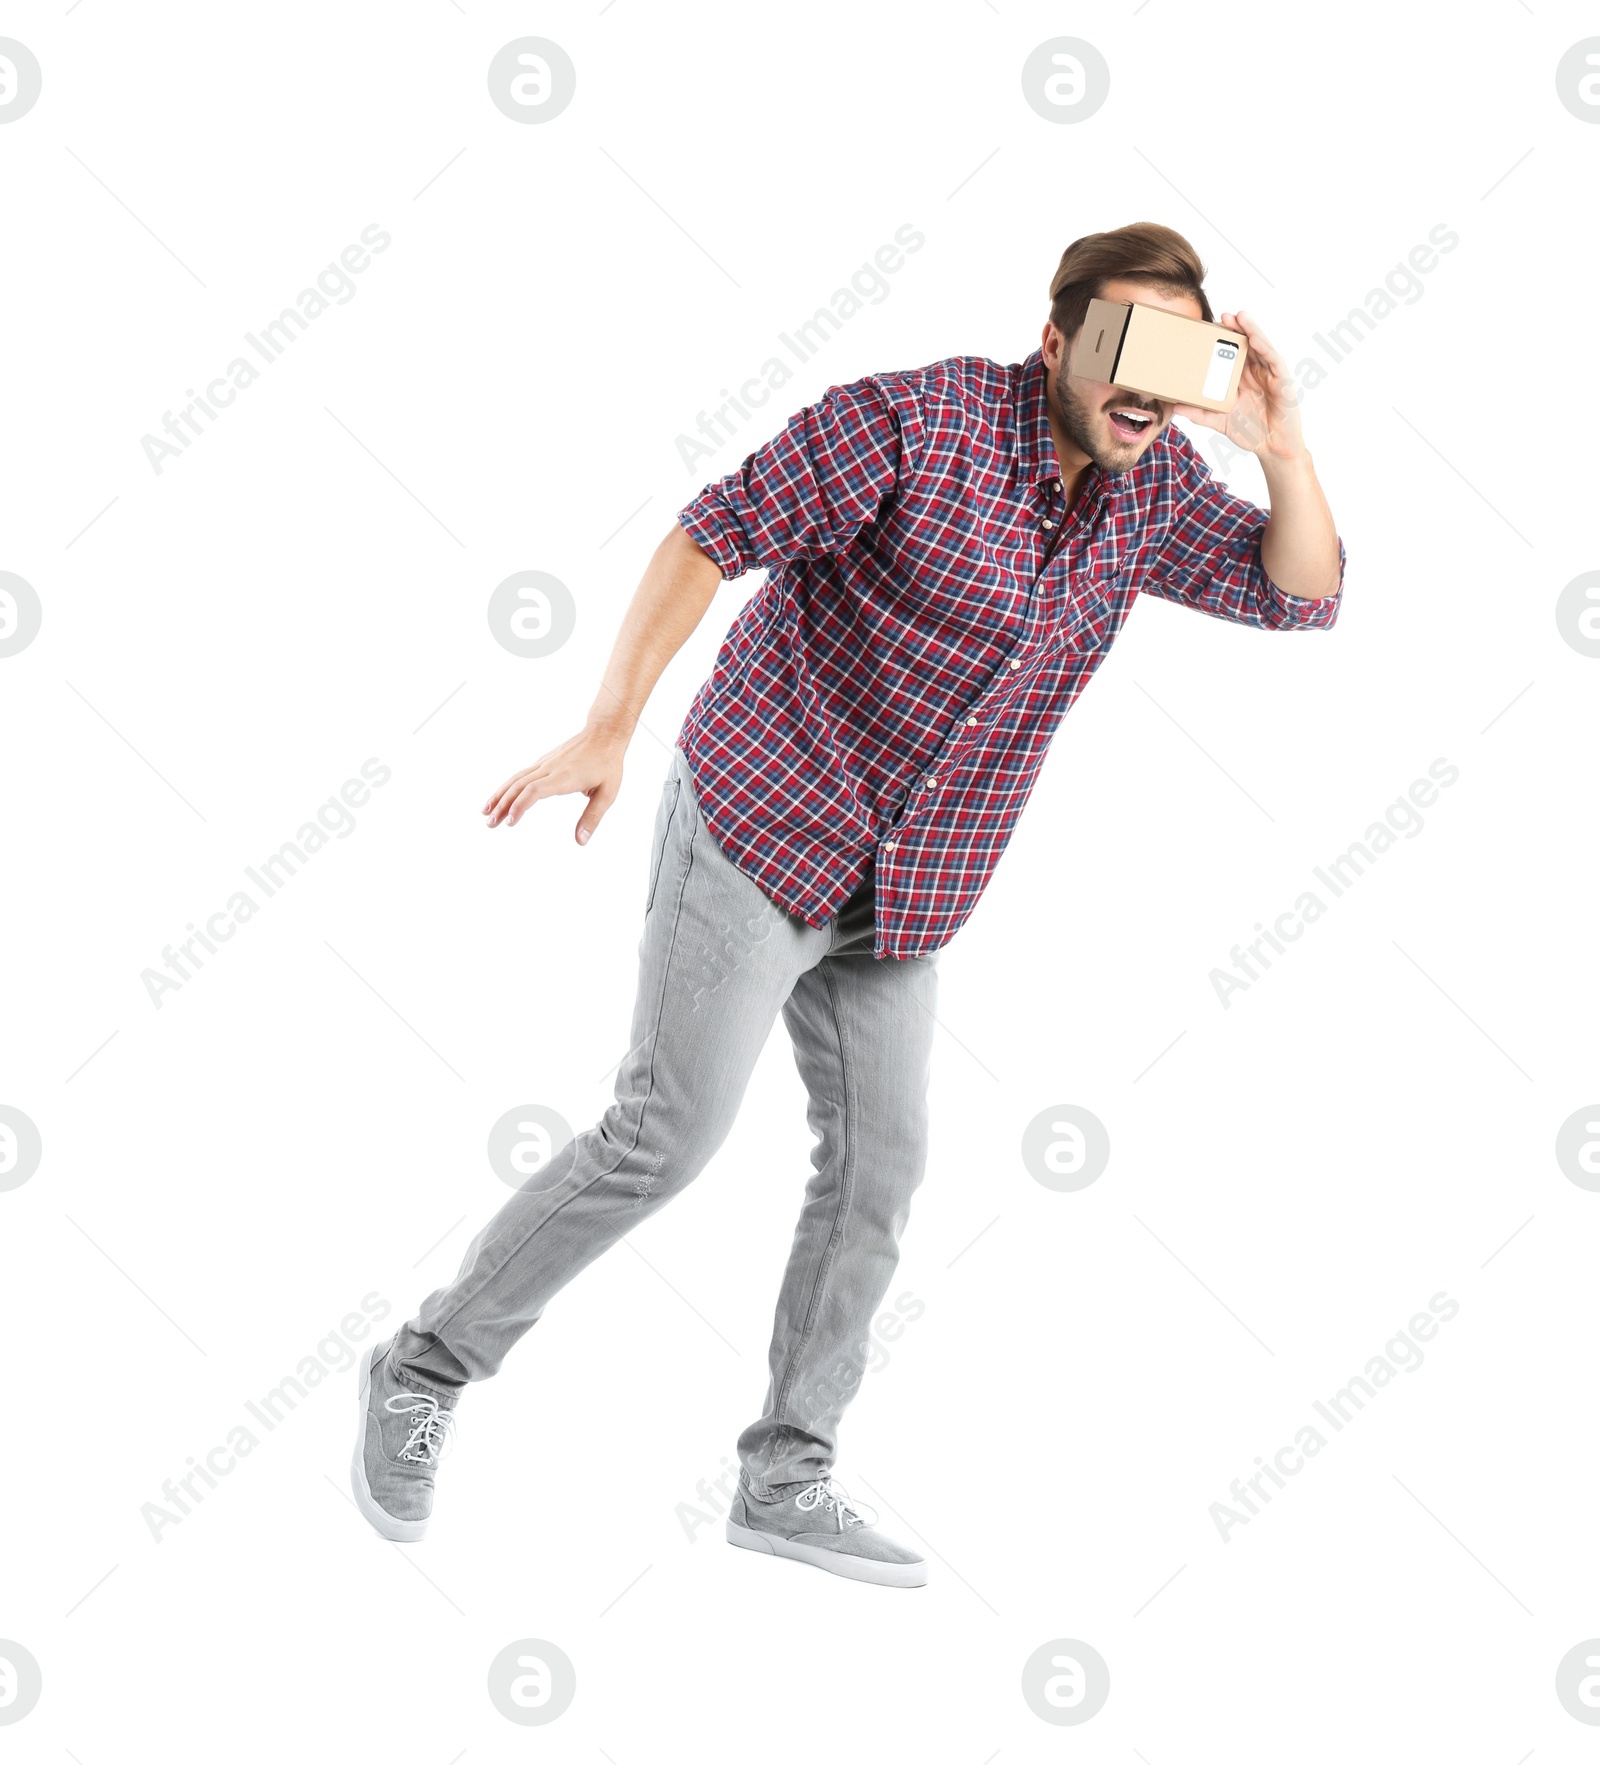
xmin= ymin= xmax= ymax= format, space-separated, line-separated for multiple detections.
xmin=585 ymin=698 xmax=637 ymax=744
xmin=1259 ymin=444 xmax=1316 ymax=484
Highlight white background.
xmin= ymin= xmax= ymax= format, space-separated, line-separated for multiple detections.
xmin=3 ymin=0 xmax=1597 ymax=1757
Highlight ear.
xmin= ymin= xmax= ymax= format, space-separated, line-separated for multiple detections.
xmin=1042 ymin=320 xmax=1068 ymax=371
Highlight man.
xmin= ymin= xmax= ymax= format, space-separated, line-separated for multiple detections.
xmin=351 ymin=221 xmax=1345 ymax=1586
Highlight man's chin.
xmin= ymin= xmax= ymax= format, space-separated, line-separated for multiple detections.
xmin=1094 ymin=425 xmax=1162 ymax=473
xmin=1093 ymin=443 xmax=1143 ymax=475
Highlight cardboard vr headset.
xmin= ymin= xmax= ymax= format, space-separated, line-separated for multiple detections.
xmin=1069 ymin=298 xmax=1248 ymax=413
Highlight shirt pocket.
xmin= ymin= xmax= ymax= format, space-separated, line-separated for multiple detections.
xmin=1061 ymin=569 xmax=1120 ymax=649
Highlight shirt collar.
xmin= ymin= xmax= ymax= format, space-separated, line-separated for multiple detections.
xmin=1018 ymin=346 xmax=1121 ymax=509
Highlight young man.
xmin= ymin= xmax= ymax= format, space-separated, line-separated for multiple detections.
xmin=352 ymin=221 xmax=1345 ymax=1586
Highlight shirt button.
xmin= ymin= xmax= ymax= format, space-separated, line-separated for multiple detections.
xmin=1042 ymin=520 xmax=1054 ymax=529
xmin=966 ymin=716 xmax=977 ymax=727
xmin=883 ymin=840 xmax=896 ymax=851
xmin=1009 ymin=657 xmax=1022 ymax=669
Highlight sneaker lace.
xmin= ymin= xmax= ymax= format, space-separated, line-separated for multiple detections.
xmin=793 ymin=1476 xmax=874 ymax=1531
xmin=385 ymin=1392 xmax=457 ymax=1466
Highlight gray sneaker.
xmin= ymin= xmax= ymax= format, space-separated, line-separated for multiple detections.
xmin=350 ymin=1337 xmax=458 ymax=1542
xmin=726 ymin=1476 xmax=928 ymax=1588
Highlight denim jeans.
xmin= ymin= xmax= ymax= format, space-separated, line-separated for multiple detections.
xmin=389 ymin=743 xmax=940 ymax=1498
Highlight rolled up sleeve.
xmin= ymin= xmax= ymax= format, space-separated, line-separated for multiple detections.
xmin=678 ymin=375 xmax=922 ymax=580
xmin=1140 ymin=427 xmax=1345 ymax=631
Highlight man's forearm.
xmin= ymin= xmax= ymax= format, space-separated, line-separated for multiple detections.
xmin=587 ymin=523 xmax=722 ymax=739
xmin=1259 ymin=449 xmax=1342 ymax=601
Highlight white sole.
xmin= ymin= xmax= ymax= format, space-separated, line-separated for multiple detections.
xmin=725 ymin=1518 xmax=928 ymax=1588
xmin=350 ymin=1340 xmax=428 ymax=1543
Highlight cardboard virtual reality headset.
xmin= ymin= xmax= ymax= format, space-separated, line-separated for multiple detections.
xmin=1069 ymin=297 xmax=1248 ymax=414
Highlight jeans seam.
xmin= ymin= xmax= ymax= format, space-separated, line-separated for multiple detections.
xmin=763 ymin=958 xmax=855 ymax=1492
xmin=643 ymin=773 xmax=682 ymax=915
xmin=418 ymin=809 xmax=700 ymax=1352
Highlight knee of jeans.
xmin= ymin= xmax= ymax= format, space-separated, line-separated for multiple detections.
xmin=862 ymin=1120 xmax=933 ymax=1218
xmin=867 ymin=1092 xmax=932 ymax=1164
xmin=592 ymin=1096 xmax=728 ymax=1204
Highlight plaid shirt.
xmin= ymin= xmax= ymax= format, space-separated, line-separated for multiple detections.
xmin=675 ymin=347 xmax=1345 ymax=959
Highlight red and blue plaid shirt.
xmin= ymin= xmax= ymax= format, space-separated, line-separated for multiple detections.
xmin=675 ymin=347 xmax=1345 ymax=959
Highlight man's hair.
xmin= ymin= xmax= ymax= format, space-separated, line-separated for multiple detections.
xmin=1047 ymin=222 xmax=1213 ymax=338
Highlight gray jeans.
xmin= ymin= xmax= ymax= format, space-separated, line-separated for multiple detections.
xmin=390 ymin=743 xmax=940 ymax=1498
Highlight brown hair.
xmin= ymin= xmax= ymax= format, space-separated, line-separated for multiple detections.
xmin=1047 ymin=222 xmax=1213 ymax=338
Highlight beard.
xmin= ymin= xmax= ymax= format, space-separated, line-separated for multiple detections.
xmin=1052 ymin=359 xmax=1164 ymax=474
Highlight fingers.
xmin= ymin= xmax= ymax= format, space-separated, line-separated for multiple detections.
xmin=481 ymin=730 xmax=626 ymax=833
xmin=574 ymin=779 xmax=619 ymax=847
xmin=483 ymin=768 xmax=549 ymax=826
xmin=483 ymin=764 xmax=547 ymax=815
xmin=502 ymin=776 xmax=554 ymax=827
xmin=1230 ymin=307 xmax=1285 ymax=368
xmin=493 ymin=764 xmax=618 ymax=830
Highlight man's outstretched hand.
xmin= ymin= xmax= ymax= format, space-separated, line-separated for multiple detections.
xmin=482 ymin=525 xmax=719 ymax=844
xmin=481 ymin=526 xmax=720 ymax=845
xmin=482 ymin=721 xmax=628 ymax=844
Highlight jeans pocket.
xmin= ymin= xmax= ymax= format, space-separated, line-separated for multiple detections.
xmin=644 ymin=773 xmax=683 ymax=915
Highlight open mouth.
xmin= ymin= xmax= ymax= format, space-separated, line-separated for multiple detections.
xmin=1107 ymin=406 xmax=1157 ymax=442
